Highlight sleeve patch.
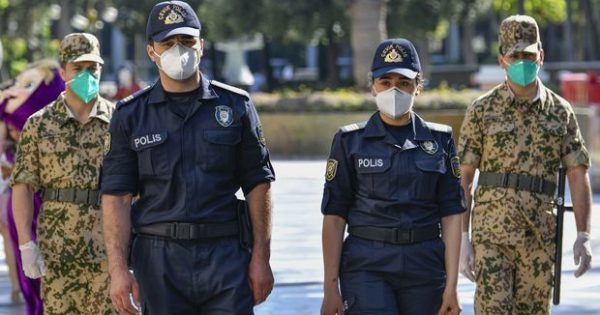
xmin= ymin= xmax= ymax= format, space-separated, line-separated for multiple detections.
xmin=326 ymin=159 xmax=338 ymax=181
xmin=451 ymin=156 xmax=461 ymax=178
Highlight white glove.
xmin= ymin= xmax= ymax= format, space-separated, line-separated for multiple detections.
xmin=459 ymin=232 xmax=476 ymax=282
xmin=573 ymin=232 xmax=592 ymax=278
xmin=19 ymin=241 xmax=45 ymax=279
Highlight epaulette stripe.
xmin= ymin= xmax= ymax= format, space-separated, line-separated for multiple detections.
xmin=425 ymin=122 xmax=452 ymax=133
xmin=210 ymin=80 xmax=250 ymax=98
xmin=117 ymin=85 xmax=151 ymax=107
xmin=340 ymin=121 xmax=367 ymax=133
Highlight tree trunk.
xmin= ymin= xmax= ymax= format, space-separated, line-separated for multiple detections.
xmin=326 ymin=26 xmax=340 ymax=88
xmin=57 ymin=0 xmax=72 ymax=38
xmin=563 ymin=0 xmax=575 ymax=61
xmin=517 ymin=0 xmax=525 ymax=14
xmin=349 ymin=0 xmax=387 ymax=90
xmin=581 ymin=0 xmax=600 ymax=59
xmin=414 ymin=38 xmax=431 ymax=81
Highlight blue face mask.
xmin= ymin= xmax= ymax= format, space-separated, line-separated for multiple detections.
xmin=505 ymin=59 xmax=539 ymax=87
xmin=68 ymin=70 xmax=99 ymax=103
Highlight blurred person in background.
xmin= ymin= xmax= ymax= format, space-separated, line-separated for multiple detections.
xmin=0 ymin=58 xmax=64 ymax=314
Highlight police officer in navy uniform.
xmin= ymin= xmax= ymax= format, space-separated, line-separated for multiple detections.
xmin=320 ymin=38 xmax=465 ymax=315
xmin=100 ymin=2 xmax=275 ymax=314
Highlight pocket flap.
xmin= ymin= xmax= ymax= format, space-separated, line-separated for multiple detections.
xmin=130 ymin=132 xmax=167 ymax=151
xmin=203 ymin=129 xmax=241 ymax=145
xmin=485 ymin=121 xmax=514 ymax=135
xmin=354 ymin=156 xmax=390 ymax=174
xmin=415 ymin=156 xmax=447 ymax=174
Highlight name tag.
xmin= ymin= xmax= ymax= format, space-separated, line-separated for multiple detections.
xmin=355 ymin=156 xmax=390 ymax=174
xmin=131 ymin=132 xmax=167 ymax=150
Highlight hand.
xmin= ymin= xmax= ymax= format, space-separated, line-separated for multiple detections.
xmin=248 ymin=254 xmax=274 ymax=305
xmin=109 ymin=269 xmax=140 ymax=315
xmin=321 ymin=287 xmax=344 ymax=315
xmin=573 ymin=232 xmax=592 ymax=278
xmin=19 ymin=241 xmax=45 ymax=279
xmin=437 ymin=288 xmax=461 ymax=315
xmin=459 ymin=232 xmax=476 ymax=282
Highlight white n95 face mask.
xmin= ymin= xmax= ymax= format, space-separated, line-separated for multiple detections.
xmin=375 ymin=87 xmax=415 ymax=119
xmin=154 ymin=43 xmax=200 ymax=81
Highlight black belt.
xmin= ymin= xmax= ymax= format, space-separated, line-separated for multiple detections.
xmin=42 ymin=188 xmax=100 ymax=208
xmin=348 ymin=225 xmax=440 ymax=244
xmin=133 ymin=221 xmax=239 ymax=240
xmin=478 ymin=172 xmax=556 ymax=196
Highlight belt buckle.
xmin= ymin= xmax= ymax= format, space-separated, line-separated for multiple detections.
xmin=170 ymin=223 xmax=192 ymax=240
xmin=531 ymin=178 xmax=544 ymax=193
xmin=393 ymin=228 xmax=410 ymax=244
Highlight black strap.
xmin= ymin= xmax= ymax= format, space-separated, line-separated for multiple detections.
xmin=42 ymin=188 xmax=100 ymax=208
xmin=478 ymin=172 xmax=556 ymax=196
xmin=348 ymin=225 xmax=440 ymax=244
xmin=133 ymin=221 xmax=239 ymax=240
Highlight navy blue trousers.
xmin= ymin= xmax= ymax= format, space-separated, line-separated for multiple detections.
xmin=340 ymin=236 xmax=446 ymax=315
xmin=131 ymin=235 xmax=253 ymax=315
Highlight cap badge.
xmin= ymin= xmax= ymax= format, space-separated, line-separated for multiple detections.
xmin=158 ymin=5 xmax=186 ymax=25
xmin=215 ymin=105 xmax=233 ymax=127
xmin=420 ymin=140 xmax=438 ymax=154
xmin=384 ymin=48 xmax=402 ymax=63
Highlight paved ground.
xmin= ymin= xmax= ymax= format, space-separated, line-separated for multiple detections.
xmin=0 ymin=160 xmax=598 ymax=314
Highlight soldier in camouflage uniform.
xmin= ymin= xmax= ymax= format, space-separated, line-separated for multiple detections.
xmin=10 ymin=33 xmax=116 ymax=314
xmin=457 ymin=15 xmax=593 ymax=315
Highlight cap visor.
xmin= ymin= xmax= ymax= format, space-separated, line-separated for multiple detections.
xmin=71 ymin=54 xmax=104 ymax=65
xmin=505 ymin=42 xmax=538 ymax=55
xmin=372 ymin=67 xmax=418 ymax=80
xmin=152 ymin=27 xmax=200 ymax=42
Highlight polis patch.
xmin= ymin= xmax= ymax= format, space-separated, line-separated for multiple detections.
xmin=131 ymin=132 xmax=167 ymax=150
xmin=451 ymin=156 xmax=461 ymax=178
xmin=326 ymin=159 xmax=338 ymax=181
xmin=355 ymin=156 xmax=390 ymax=173
xmin=215 ymin=105 xmax=233 ymax=127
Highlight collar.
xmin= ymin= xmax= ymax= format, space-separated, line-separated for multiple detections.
xmin=58 ymin=93 xmax=111 ymax=126
xmin=503 ymin=78 xmax=548 ymax=110
xmin=148 ymin=75 xmax=219 ymax=104
xmin=363 ymin=112 xmax=435 ymax=144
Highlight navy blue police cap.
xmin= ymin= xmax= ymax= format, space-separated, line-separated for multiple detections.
xmin=146 ymin=1 xmax=201 ymax=42
xmin=371 ymin=38 xmax=421 ymax=80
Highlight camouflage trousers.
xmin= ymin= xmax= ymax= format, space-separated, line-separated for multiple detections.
xmin=42 ymin=260 xmax=116 ymax=315
xmin=473 ymin=241 xmax=553 ymax=315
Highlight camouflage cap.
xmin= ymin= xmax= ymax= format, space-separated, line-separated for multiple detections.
xmin=58 ymin=33 xmax=104 ymax=65
xmin=499 ymin=15 xmax=540 ymax=55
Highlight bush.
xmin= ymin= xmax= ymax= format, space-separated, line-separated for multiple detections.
xmin=251 ymin=88 xmax=483 ymax=112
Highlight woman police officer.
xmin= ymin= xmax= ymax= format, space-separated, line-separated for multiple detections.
xmin=320 ymin=38 xmax=464 ymax=315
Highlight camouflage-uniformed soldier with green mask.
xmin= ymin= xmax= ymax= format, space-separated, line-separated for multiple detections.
xmin=458 ymin=15 xmax=593 ymax=315
xmin=11 ymin=33 xmax=116 ymax=314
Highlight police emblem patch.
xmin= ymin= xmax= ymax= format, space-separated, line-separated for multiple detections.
xmin=326 ymin=159 xmax=338 ymax=181
xmin=451 ymin=156 xmax=461 ymax=178
xmin=419 ymin=140 xmax=438 ymax=154
xmin=158 ymin=4 xmax=186 ymax=25
xmin=215 ymin=105 xmax=233 ymax=127
xmin=103 ymin=133 xmax=111 ymax=155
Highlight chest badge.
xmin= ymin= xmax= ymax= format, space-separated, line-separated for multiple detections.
xmin=419 ymin=140 xmax=438 ymax=155
xmin=215 ymin=105 xmax=233 ymax=127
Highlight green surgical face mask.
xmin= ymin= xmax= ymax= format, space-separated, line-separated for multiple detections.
xmin=68 ymin=70 xmax=99 ymax=103
xmin=505 ymin=59 xmax=539 ymax=87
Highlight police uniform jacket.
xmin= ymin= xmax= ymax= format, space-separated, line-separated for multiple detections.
xmin=321 ymin=112 xmax=465 ymax=229
xmin=101 ymin=77 xmax=275 ymax=226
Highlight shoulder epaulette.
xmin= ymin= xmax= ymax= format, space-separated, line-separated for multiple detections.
xmin=425 ymin=121 xmax=452 ymax=134
xmin=117 ymin=85 xmax=152 ymax=107
xmin=340 ymin=121 xmax=367 ymax=133
xmin=210 ymin=80 xmax=250 ymax=99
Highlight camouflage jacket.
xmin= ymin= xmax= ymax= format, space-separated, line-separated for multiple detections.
xmin=11 ymin=93 xmax=114 ymax=263
xmin=458 ymin=81 xmax=590 ymax=246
